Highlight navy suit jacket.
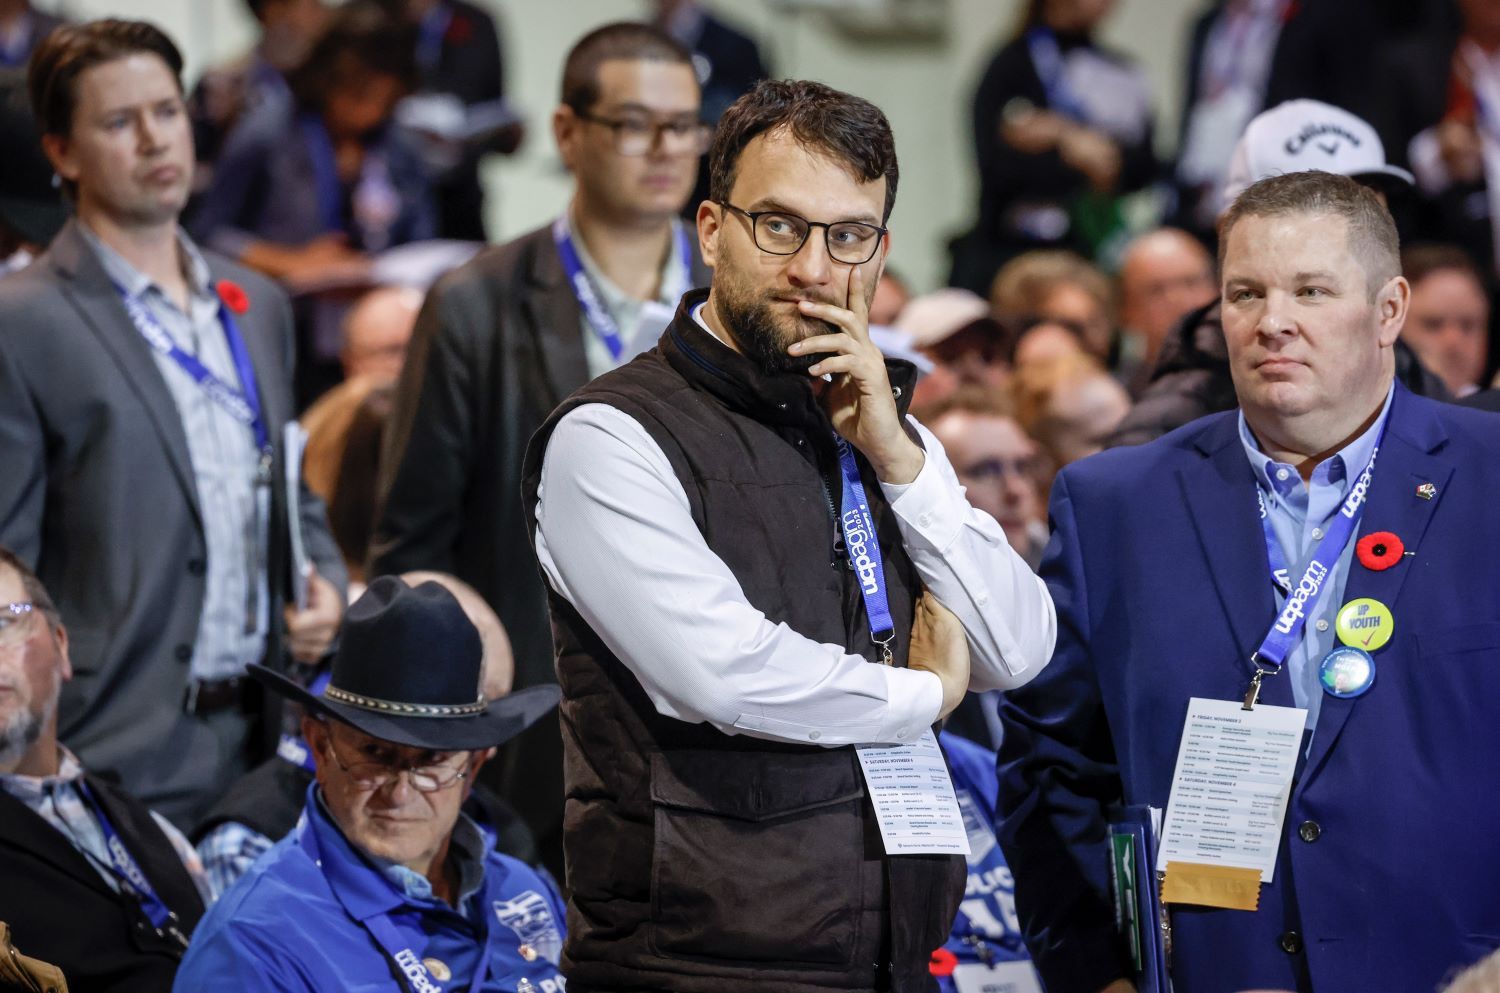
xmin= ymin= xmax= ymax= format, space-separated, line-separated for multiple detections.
xmin=999 ymin=385 xmax=1500 ymax=993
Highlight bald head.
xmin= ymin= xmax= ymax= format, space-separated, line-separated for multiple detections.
xmin=341 ymin=286 xmax=423 ymax=383
xmin=1118 ymin=228 xmax=1216 ymax=361
xmin=399 ymin=571 xmax=513 ymax=700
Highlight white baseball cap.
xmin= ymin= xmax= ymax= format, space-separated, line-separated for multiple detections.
xmin=892 ymin=288 xmax=991 ymax=349
xmin=1222 ymin=99 xmax=1414 ymax=207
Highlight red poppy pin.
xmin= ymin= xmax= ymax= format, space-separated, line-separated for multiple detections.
xmin=929 ymin=948 xmax=958 ymax=978
xmin=216 ymin=279 xmax=250 ymax=315
xmin=446 ymin=14 xmax=472 ymax=44
xmin=1356 ymin=531 xmax=1404 ymax=571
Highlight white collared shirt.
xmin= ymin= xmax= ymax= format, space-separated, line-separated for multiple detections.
xmin=532 ymin=307 xmax=1057 ymax=747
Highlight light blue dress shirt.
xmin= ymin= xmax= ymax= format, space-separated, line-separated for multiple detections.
xmin=1237 ymin=384 xmax=1394 ymax=730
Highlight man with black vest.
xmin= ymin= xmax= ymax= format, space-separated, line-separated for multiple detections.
xmin=0 ymin=546 xmax=210 ymax=993
xmin=524 ymin=80 xmax=1057 ymax=993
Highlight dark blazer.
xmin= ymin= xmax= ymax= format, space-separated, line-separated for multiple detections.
xmin=370 ymin=220 xmax=709 ymax=873
xmin=1000 ymin=386 xmax=1500 ymax=993
xmin=0 ymin=220 xmax=346 ymax=827
xmin=0 ymin=773 xmax=205 ymax=993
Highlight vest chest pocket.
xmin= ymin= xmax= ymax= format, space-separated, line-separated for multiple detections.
xmin=646 ymin=748 xmax=869 ymax=967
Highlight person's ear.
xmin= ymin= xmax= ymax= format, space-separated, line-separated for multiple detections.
xmin=554 ymin=105 xmax=580 ymax=173
xmin=40 ymin=132 xmax=78 ymax=186
xmin=697 ymin=200 xmax=723 ymax=269
xmin=53 ymin=621 xmax=72 ymax=683
xmin=1376 ymin=274 xmax=1410 ymax=348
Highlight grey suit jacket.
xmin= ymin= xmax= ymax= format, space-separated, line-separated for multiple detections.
xmin=0 ymin=219 xmax=346 ymax=823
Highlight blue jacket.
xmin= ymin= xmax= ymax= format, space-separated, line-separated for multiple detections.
xmin=174 ymin=786 xmax=567 ymax=992
xmin=936 ymin=732 xmax=1035 ymax=991
xmin=999 ymin=386 xmax=1500 ymax=993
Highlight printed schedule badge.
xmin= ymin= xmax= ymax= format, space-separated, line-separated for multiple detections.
xmin=1155 ymin=698 xmax=1306 ymax=910
xmin=856 ymin=730 xmax=971 ymax=856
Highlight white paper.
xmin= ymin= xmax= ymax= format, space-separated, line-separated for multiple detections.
xmin=855 ymin=729 xmax=971 ymax=856
xmin=952 ymin=962 xmax=1045 ymax=993
xmin=1155 ymin=697 xmax=1306 ymax=883
xmin=283 ymin=422 xmax=312 ymax=611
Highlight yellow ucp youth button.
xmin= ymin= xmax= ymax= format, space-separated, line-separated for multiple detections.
xmin=1335 ymin=598 xmax=1394 ymax=652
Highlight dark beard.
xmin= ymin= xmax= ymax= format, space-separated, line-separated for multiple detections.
xmin=713 ymin=288 xmax=822 ymax=375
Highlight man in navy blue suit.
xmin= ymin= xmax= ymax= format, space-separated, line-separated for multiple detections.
xmin=1000 ymin=170 xmax=1500 ymax=993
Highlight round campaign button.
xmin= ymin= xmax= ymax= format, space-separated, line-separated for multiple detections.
xmin=1334 ymin=598 xmax=1393 ymax=652
xmin=1319 ymin=646 xmax=1376 ymax=699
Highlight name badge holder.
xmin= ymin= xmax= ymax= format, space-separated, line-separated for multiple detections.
xmin=552 ymin=216 xmax=693 ymax=361
xmin=76 ymin=782 xmax=190 ymax=950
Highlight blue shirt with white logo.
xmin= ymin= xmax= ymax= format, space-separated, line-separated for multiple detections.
xmin=173 ymin=785 xmax=568 ymax=993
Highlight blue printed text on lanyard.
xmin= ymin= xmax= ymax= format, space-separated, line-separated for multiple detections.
xmin=1244 ymin=437 xmax=1382 ymax=707
xmin=552 ymin=216 xmax=692 ymax=361
xmin=113 ymin=282 xmax=271 ymax=458
xmin=834 ymin=436 xmax=896 ymax=664
xmin=77 ymin=782 xmax=186 ymax=945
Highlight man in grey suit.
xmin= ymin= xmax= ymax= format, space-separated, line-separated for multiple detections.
xmin=370 ymin=22 xmax=711 ymax=873
xmin=0 ymin=19 xmax=346 ymax=828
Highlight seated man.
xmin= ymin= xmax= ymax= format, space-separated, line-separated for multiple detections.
xmin=194 ymin=570 xmax=542 ymax=893
xmin=174 ymin=576 xmax=565 ymax=993
xmin=0 ymin=547 xmax=211 ymax=993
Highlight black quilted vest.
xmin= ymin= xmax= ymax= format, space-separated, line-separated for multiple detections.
xmin=522 ymin=290 xmax=964 ymax=993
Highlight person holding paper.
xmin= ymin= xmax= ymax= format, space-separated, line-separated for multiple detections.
xmin=999 ymin=170 xmax=1500 ymax=993
xmin=523 ymin=79 xmax=1056 ymax=993
xmin=0 ymin=19 xmax=346 ymax=828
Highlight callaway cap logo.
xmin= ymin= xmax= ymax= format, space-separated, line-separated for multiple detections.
xmin=1285 ymin=122 xmax=1363 ymax=158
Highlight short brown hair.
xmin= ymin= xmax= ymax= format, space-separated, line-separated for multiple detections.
xmin=1220 ymin=171 xmax=1401 ymax=300
xmin=709 ymin=79 xmax=900 ymax=222
xmin=28 ymin=19 xmax=183 ymax=138
xmin=560 ymin=22 xmax=693 ymax=114
xmin=287 ymin=2 xmax=416 ymax=113
xmin=990 ymin=250 xmax=1113 ymax=321
xmin=0 ymin=546 xmax=59 ymax=625
xmin=1402 ymin=243 xmax=1487 ymax=291
xmin=912 ymin=383 xmax=1015 ymax=424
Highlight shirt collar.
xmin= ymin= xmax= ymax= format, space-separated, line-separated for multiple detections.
xmin=303 ymin=786 xmax=487 ymax=921
xmin=0 ymin=745 xmax=86 ymax=803
xmin=1238 ymin=382 xmax=1395 ymax=502
xmin=563 ymin=206 xmax=685 ymax=309
xmin=77 ymin=222 xmax=213 ymax=304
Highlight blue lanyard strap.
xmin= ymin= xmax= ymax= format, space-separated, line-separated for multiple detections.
xmin=113 ymin=281 xmax=271 ymax=462
xmin=1025 ymin=28 xmax=1089 ymax=122
xmin=1245 ymin=435 xmax=1382 ymax=705
xmin=552 ymin=216 xmax=692 ymax=360
xmin=298 ymin=808 xmax=492 ymax=993
xmin=76 ymin=781 xmax=186 ymax=943
xmin=834 ymin=436 xmax=896 ymax=664
xmin=299 ymin=113 xmax=346 ymax=235
xmin=415 ymin=2 xmax=453 ymax=73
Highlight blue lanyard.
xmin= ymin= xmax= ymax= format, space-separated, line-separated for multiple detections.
xmin=1025 ymin=28 xmax=1089 ymax=122
xmin=112 ymin=282 xmax=272 ymax=464
xmin=277 ymin=671 xmax=331 ymax=772
xmin=552 ymin=216 xmax=692 ymax=360
xmin=299 ymin=811 xmax=494 ymax=993
xmin=416 ymin=2 xmax=453 ymax=73
xmin=76 ymin=781 xmax=185 ymax=942
xmin=834 ymin=437 xmax=896 ymax=664
xmin=299 ymin=114 xmax=346 ymax=235
xmin=1245 ymin=434 xmax=1383 ymax=705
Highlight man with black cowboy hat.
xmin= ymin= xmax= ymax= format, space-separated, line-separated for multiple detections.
xmin=173 ymin=576 xmax=565 ymax=993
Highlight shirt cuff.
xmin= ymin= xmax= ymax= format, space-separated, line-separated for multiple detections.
xmin=878 ymin=665 xmax=944 ymax=741
xmin=881 ymin=451 xmax=967 ymax=554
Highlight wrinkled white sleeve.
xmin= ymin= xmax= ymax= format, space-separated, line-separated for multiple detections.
xmin=880 ymin=417 xmax=1057 ymax=692
xmin=534 ymin=403 xmax=943 ymax=746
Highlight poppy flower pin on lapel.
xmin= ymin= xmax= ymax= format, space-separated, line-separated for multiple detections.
xmin=216 ymin=279 xmax=250 ymax=315
xmin=1356 ymin=531 xmax=1404 ymax=571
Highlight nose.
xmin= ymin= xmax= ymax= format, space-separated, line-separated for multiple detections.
xmin=1256 ymin=290 xmax=1298 ymax=340
xmin=784 ymin=231 xmax=835 ymax=289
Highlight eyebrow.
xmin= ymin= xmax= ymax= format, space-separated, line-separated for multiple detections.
xmin=1292 ymin=270 xmax=1341 ymax=284
xmin=594 ymin=101 xmax=698 ymax=118
xmin=746 ymin=197 xmax=883 ymax=227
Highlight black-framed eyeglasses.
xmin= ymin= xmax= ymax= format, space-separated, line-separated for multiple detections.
xmin=575 ymin=110 xmax=711 ymax=157
xmin=720 ymin=202 xmax=887 ymax=266
xmin=320 ymin=723 xmax=473 ymax=793
xmin=0 ymin=602 xmax=37 ymax=649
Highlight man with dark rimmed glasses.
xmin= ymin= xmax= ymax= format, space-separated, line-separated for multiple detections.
xmin=371 ymin=22 xmax=713 ymax=879
xmin=524 ymin=79 xmax=1056 ymax=992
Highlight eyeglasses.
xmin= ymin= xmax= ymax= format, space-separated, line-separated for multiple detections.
xmin=719 ymin=202 xmax=887 ymax=266
xmin=0 ymin=602 xmax=37 ymax=649
xmin=321 ymin=726 xmax=472 ymax=793
xmin=575 ymin=110 xmax=711 ymax=157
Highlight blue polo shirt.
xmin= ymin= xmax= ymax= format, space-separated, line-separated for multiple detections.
xmin=174 ymin=786 xmax=568 ymax=992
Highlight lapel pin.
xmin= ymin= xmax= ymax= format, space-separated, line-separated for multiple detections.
xmin=1416 ymin=482 xmax=1437 ymax=501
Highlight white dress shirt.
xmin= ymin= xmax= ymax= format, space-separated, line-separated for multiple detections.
xmin=534 ymin=311 xmax=1056 ymax=748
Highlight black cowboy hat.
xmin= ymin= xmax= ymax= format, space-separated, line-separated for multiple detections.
xmin=249 ymin=576 xmax=558 ymax=751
